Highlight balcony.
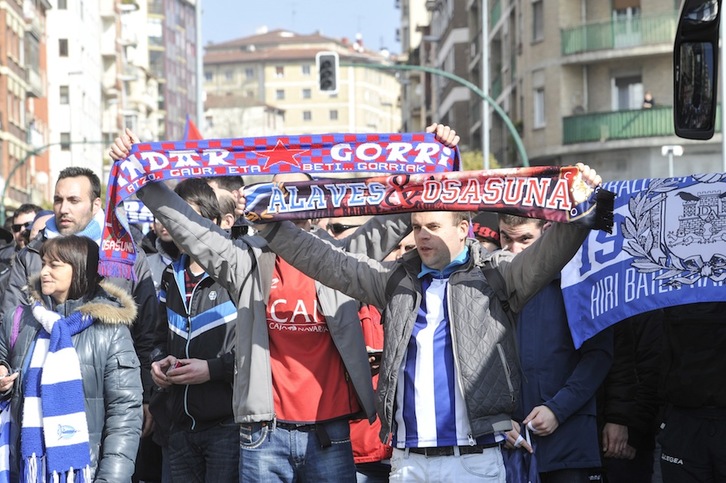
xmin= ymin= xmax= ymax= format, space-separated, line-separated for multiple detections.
xmin=490 ymin=0 xmax=501 ymax=29
xmin=562 ymin=106 xmax=722 ymax=144
xmin=561 ymin=10 xmax=678 ymax=56
xmin=26 ymin=66 xmax=44 ymax=98
xmin=491 ymin=73 xmax=502 ymax=99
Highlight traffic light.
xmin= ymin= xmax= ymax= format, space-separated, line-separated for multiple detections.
xmin=316 ymin=51 xmax=339 ymax=94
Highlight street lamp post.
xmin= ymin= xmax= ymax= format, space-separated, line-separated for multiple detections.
xmin=661 ymin=145 xmax=684 ymax=178
xmin=340 ymin=61 xmax=529 ymax=167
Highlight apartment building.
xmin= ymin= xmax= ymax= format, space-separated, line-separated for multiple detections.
xmin=397 ymin=0 xmax=431 ymax=133
xmin=203 ymin=29 xmax=401 ymax=136
xmin=425 ymin=0 xmax=473 ymax=149
xmin=0 ymin=0 xmax=51 ymax=219
xmin=147 ymin=0 xmax=199 ymax=141
xmin=480 ymin=0 xmax=721 ymax=179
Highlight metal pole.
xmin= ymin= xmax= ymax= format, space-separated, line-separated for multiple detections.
xmin=196 ymin=0 xmax=204 ymax=128
xmin=721 ymin=11 xmax=726 ymax=172
xmin=340 ymin=61 xmax=529 ymax=166
xmin=482 ymin=0 xmax=490 ymax=170
xmin=668 ymin=151 xmax=674 ymax=178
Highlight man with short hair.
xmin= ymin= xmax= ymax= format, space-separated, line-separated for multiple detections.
xmin=254 ymin=163 xmax=602 ymax=482
xmin=10 ymin=203 xmax=42 ymax=249
xmin=499 ymin=213 xmax=612 ymax=483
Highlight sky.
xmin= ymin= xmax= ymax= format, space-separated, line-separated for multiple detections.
xmin=200 ymin=0 xmax=401 ymax=54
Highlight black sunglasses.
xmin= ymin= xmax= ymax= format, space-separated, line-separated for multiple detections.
xmin=11 ymin=222 xmax=31 ymax=233
xmin=328 ymin=223 xmax=361 ymax=236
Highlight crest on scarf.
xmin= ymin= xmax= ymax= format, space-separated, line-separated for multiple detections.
xmin=622 ymin=174 xmax=726 ymax=288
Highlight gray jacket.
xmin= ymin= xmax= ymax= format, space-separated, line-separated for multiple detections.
xmin=0 ymin=281 xmax=143 ymax=482
xmin=261 ymin=219 xmax=590 ymax=440
xmin=137 ymin=182 xmax=410 ymax=423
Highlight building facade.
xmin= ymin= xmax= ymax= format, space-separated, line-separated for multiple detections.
xmin=46 ymin=0 xmax=104 ymax=186
xmin=203 ymin=29 xmax=402 ymax=136
xmin=480 ymin=0 xmax=721 ymax=179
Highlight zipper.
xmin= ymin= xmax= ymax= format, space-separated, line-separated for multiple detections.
xmin=496 ymin=343 xmax=515 ymax=402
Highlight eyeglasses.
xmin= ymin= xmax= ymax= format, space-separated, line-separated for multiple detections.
xmin=11 ymin=222 xmax=31 ymax=233
xmin=328 ymin=223 xmax=361 ymax=236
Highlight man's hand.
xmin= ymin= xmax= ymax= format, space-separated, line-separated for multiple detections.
xmin=108 ymin=127 xmax=140 ymax=160
xmin=504 ymin=420 xmax=533 ymax=453
xmin=142 ymin=403 xmax=154 ymax=437
xmin=571 ymin=162 xmax=603 ymax=205
xmin=602 ymin=423 xmax=635 ymax=459
xmin=150 ymin=355 xmax=176 ymax=389
xmin=165 ymin=358 xmax=210 ymax=385
xmin=426 ymin=123 xmax=460 ymax=148
xmin=523 ymin=405 xmax=560 ymax=437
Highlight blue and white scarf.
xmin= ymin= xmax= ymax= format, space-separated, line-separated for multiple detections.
xmin=0 ymin=400 xmax=10 ymax=483
xmin=21 ymin=304 xmax=94 ymax=483
xmin=43 ymin=210 xmax=105 ymax=244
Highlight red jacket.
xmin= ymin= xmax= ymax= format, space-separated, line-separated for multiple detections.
xmin=351 ymin=305 xmax=393 ymax=463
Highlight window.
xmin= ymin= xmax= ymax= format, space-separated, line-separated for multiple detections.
xmin=58 ymin=0 xmax=67 ymax=8
xmin=532 ymin=0 xmax=544 ymax=41
xmin=330 ymin=109 xmax=338 ymax=121
xmin=302 ymin=65 xmax=311 ymax=75
xmin=60 ymin=132 xmax=70 ymax=150
xmin=276 ymin=89 xmax=285 ymax=100
xmin=303 ymin=111 xmax=312 ymax=121
xmin=302 ymin=88 xmax=311 ymax=99
xmin=275 ymin=66 xmax=284 ymax=78
xmin=225 ymin=70 xmax=234 ymax=81
xmin=60 ymin=85 xmax=69 ymax=104
xmin=204 ymin=71 xmax=213 ymax=81
xmin=245 ymin=67 xmax=254 ymax=80
xmin=613 ymin=75 xmax=643 ymax=110
xmin=59 ymin=38 xmax=68 ymax=57
xmin=533 ymin=87 xmax=545 ymax=128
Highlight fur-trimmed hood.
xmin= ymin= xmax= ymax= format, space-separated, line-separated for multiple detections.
xmin=26 ymin=275 xmax=137 ymax=326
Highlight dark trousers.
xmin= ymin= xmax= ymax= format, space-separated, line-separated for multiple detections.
xmin=603 ymin=449 xmax=654 ymax=483
xmin=658 ymin=406 xmax=726 ymax=483
xmin=167 ymin=419 xmax=239 ymax=483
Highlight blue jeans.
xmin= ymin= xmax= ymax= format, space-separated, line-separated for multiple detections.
xmin=239 ymin=419 xmax=356 ymax=482
xmin=167 ymin=419 xmax=239 ymax=483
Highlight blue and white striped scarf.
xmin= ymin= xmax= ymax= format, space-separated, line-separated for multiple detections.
xmin=21 ymin=304 xmax=93 ymax=483
xmin=0 ymin=400 xmax=10 ymax=483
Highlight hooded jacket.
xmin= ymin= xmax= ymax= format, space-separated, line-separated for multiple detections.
xmin=137 ymin=182 xmax=410 ymax=425
xmin=0 ymin=280 xmax=143 ymax=482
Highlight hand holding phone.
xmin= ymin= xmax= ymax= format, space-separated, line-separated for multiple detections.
xmin=166 ymin=360 xmax=185 ymax=375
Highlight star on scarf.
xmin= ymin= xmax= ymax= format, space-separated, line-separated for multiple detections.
xmin=258 ymin=140 xmax=308 ymax=170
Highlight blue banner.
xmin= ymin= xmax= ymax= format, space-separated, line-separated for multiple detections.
xmin=561 ymin=173 xmax=726 ymax=348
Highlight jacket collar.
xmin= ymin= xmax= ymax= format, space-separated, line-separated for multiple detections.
xmin=418 ymin=248 xmax=470 ymax=279
xmin=27 ymin=276 xmax=137 ymax=326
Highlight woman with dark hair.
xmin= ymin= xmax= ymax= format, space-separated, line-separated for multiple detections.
xmin=0 ymin=235 xmax=143 ymax=482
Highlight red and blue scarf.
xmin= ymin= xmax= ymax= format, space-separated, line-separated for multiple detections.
xmin=101 ymin=132 xmax=460 ymax=279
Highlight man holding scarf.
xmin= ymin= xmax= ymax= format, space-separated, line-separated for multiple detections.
xmin=248 ymin=163 xmax=602 ymax=482
xmin=108 ymin=124 xmax=460 ymax=482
